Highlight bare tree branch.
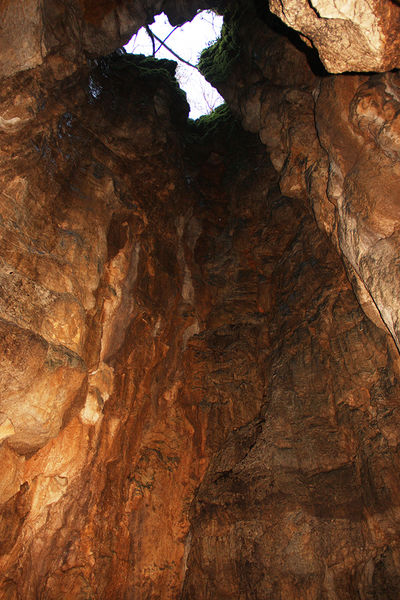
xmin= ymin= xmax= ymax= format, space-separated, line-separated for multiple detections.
xmin=147 ymin=26 xmax=199 ymax=70
xmin=145 ymin=24 xmax=156 ymax=56
xmin=154 ymin=25 xmax=180 ymax=55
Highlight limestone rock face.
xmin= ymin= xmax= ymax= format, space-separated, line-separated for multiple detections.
xmin=0 ymin=0 xmax=210 ymax=80
xmin=213 ymin=0 xmax=400 ymax=367
xmin=269 ymin=0 xmax=400 ymax=73
xmin=0 ymin=50 xmax=273 ymax=598
xmin=314 ymin=73 xmax=400 ymax=351
xmin=0 ymin=53 xmax=196 ymax=597
xmin=1 ymin=0 xmax=400 ymax=598
xmin=182 ymin=154 xmax=400 ymax=599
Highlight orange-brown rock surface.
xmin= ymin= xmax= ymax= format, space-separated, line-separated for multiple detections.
xmin=0 ymin=0 xmax=211 ymax=79
xmin=216 ymin=0 xmax=400 ymax=370
xmin=182 ymin=147 xmax=400 ymax=599
xmin=269 ymin=0 xmax=400 ymax=73
xmin=1 ymin=0 xmax=400 ymax=598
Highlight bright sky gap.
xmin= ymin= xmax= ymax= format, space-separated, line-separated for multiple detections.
xmin=124 ymin=11 xmax=224 ymax=119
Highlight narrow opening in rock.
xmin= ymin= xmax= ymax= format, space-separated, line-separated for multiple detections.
xmin=124 ymin=11 xmax=224 ymax=118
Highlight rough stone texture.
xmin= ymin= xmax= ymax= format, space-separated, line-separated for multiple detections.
xmin=182 ymin=163 xmax=400 ymax=600
xmin=214 ymin=0 xmax=400 ymax=369
xmin=269 ymin=0 xmax=400 ymax=73
xmin=314 ymin=73 xmax=400 ymax=354
xmin=0 ymin=54 xmax=196 ymax=597
xmin=0 ymin=0 xmax=212 ymax=80
xmin=0 ymin=0 xmax=44 ymax=77
xmin=1 ymin=0 xmax=400 ymax=598
xmin=184 ymin=3 xmax=400 ymax=595
xmin=0 ymin=52 xmax=271 ymax=598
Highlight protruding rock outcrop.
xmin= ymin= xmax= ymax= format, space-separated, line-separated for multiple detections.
xmin=269 ymin=0 xmax=400 ymax=73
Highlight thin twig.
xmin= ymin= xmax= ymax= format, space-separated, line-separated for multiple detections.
xmin=154 ymin=25 xmax=180 ymax=55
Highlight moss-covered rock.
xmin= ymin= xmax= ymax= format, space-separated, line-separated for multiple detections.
xmin=189 ymin=103 xmax=240 ymax=143
xmin=90 ymin=49 xmax=190 ymax=121
xmin=198 ymin=8 xmax=241 ymax=86
xmin=99 ymin=50 xmax=178 ymax=88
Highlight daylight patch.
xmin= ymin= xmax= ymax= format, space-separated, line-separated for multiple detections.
xmin=124 ymin=11 xmax=224 ymax=119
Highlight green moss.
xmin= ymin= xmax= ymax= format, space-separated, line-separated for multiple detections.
xmin=105 ymin=51 xmax=179 ymax=86
xmin=198 ymin=9 xmax=241 ymax=86
xmin=93 ymin=49 xmax=189 ymax=117
xmin=190 ymin=103 xmax=241 ymax=143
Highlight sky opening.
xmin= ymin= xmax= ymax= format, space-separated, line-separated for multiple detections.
xmin=124 ymin=11 xmax=224 ymax=119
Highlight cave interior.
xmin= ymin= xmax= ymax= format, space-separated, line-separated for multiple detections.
xmin=1 ymin=0 xmax=400 ymax=598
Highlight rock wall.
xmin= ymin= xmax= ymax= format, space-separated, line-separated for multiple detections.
xmin=214 ymin=0 xmax=400 ymax=359
xmin=182 ymin=129 xmax=400 ymax=600
xmin=0 ymin=48 xmax=278 ymax=599
xmin=1 ymin=0 xmax=400 ymax=598
xmin=0 ymin=0 xmax=212 ymax=80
